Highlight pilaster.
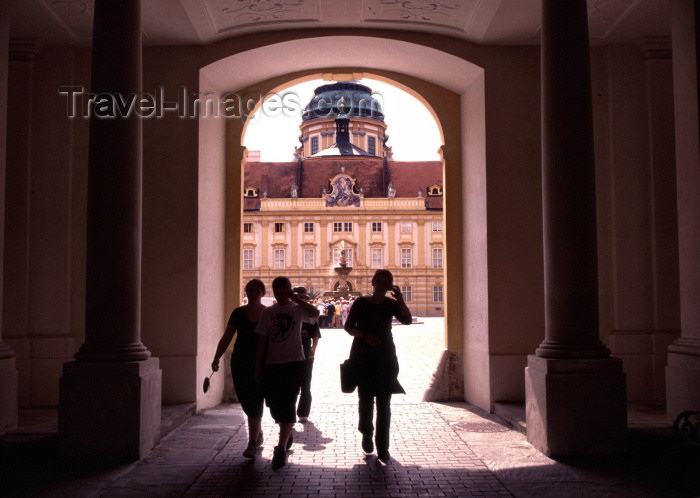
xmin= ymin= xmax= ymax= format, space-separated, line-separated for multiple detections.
xmin=667 ymin=0 xmax=700 ymax=422
xmin=0 ymin=0 xmax=18 ymax=435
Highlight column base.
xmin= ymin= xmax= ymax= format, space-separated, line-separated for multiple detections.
xmin=58 ymin=357 xmax=162 ymax=461
xmin=666 ymin=348 xmax=700 ymax=423
xmin=0 ymin=353 xmax=18 ymax=435
xmin=525 ymin=355 xmax=627 ymax=457
xmin=423 ymin=350 xmax=464 ymax=402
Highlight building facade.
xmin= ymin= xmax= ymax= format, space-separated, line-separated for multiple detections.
xmin=241 ymin=82 xmax=445 ymax=316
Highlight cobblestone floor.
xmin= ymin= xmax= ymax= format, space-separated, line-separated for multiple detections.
xmin=2 ymin=318 xmax=699 ymax=497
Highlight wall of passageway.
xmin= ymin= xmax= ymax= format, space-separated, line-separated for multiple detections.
xmin=2 ymin=28 xmax=678 ymax=419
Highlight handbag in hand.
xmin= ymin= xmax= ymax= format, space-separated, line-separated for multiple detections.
xmin=340 ymin=359 xmax=357 ymax=393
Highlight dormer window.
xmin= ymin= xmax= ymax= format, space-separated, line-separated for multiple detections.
xmin=244 ymin=186 xmax=259 ymax=197
xmin=427 ymin=184 xmax=443 ymax=196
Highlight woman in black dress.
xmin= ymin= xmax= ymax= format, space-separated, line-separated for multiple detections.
xmin=212 ymin=279 xmax=267 ymax=458
xmin=343 ymin=269 xmax=412 ymax=463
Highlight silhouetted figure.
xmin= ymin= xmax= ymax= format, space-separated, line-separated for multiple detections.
xmin=293 ymin=287 xmax=322 ymax=422
xmin=254 ymin=277 xmax=320 ymax=469
xmin=343 ymin=269 xmax=412 ymax=463
xmin=211 ymin=279 xmax=267 ymax=458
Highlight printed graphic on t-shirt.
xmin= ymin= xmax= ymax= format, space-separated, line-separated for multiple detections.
xmin=270 ymin=312 xmax=293 ymax=343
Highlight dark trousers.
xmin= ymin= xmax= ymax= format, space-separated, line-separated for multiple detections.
xmin=297 ymin=358 xmax=315 ymax=417
xmin=358 ymin=386 xmax=392 ymax=453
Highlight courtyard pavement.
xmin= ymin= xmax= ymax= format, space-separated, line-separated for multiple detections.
xmin=1 ymin=318 xmax=699 ymax=497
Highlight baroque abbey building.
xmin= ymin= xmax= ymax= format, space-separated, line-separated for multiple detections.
xmin=242 ymin=81 xmax=445 ymax=315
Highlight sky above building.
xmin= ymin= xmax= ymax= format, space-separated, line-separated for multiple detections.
xmin=242 ymin=78 xmax=442 ymax=161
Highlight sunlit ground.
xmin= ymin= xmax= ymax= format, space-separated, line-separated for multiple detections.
xmin=311 ymin=317 xmax=445 ymax=405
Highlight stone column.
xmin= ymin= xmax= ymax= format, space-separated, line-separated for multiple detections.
xmin=525 ymin=0 xmax=626 ymax=457
xmin=58 ymin=0 xmax=161 ymax=460
xmin=666 ymin=0 xmax=700 ymax=421
xmin=0 ymin=0 xmax=18 ymax=436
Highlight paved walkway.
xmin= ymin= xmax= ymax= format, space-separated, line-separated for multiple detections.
xmin=2 ymin=318 xmax=699 ymax=497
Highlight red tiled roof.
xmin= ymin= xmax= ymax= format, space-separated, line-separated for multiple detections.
xmin=386 ymin=161 xmax=442 ymax=198
xmin=244 ymin=162 xmax=298 ymax=198
xmin=300 ymin=158 xmax=385 ymax=198
xmin=243 ymin=159 xmax=443 ymax=205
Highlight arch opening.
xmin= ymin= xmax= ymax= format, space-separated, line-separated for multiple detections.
xmin=197 ymin=35 xmax=487 ymax=410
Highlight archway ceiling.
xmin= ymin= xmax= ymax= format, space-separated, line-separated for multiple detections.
xmin=10 ymin=0 xmax=670 ymax=47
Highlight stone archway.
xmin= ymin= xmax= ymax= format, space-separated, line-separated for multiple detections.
xmin=197 ymin=36 xmax=487 ymax=410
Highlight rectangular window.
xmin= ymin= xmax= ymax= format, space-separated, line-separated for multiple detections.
xmin=371 ymin=248 xmax=383 ymax=268
xmin=303 ymin=222 xmax=315 ymax=233
xmin=274 ymin=249 xmax=285 ymax=269
xmin=243 ymin=249 xmax=254 ymax=270
xmin=371 ymin=221 xmax=382 ymax=232
xmin=304 ymin=248 xmax=315 ymax=269
xmin=333 ymin=222 xmax=343 ymax=232
xmin=432 ymin=248 xmax=443 ymax=268
xmin=243 ymin=223 xmax=253 ymax=233
xmin=368 ymin=136 xmax=376 ymax=155
xmin=311 ymin=136 xmax=319 ymax=155
xmin=402 ymin=285 xmax=412 ymax=302
xmin=400 ymin=222 xmax=412 ymax=232
xmin=432 ymin=221 xmax=443 ymax=232
xmin=333 ymin=248 xmax=353 ymax=265
xmin=274 ymin=222 xmax=285 ymax=233
xmin=401 ymin=248 xmax=412 ymax=268
xmin=344 ymin=222 xmax=353 ymax=232
xmin=433 ymin=285 xmax=444 ymax=302
xmin=333 ymin=222 xmax=353 ymax=232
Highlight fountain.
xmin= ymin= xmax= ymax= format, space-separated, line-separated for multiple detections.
xmin=323 ymin=247 xmax=361 ymax=301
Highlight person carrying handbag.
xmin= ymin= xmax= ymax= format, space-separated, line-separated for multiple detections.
xmin=343 ymin=269 xmax=412 ymax=464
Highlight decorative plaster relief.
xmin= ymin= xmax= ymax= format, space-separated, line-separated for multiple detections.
xmin=363 ymin=0 xmax=478 ymax=31
xmin=204 ymin=0 xmax=321 ymax=33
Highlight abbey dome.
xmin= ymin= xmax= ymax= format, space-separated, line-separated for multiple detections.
xmin=297 ymin=81 xmax=390 ymax=159
xmin=302 ymin=81 xmax=385 ymax=122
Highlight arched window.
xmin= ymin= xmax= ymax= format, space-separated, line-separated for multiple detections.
xmin=244 ymin=186 xmax=259 ymax=197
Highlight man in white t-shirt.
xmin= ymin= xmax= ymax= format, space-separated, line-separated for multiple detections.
xmin=254 ymin=276 xmax=319 ymax=470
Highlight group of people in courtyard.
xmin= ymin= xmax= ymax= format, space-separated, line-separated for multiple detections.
xmin=316 ymin=297 xmax=353 ymax=328
xmin=211 ymin=269 xmax=412 ymax=470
